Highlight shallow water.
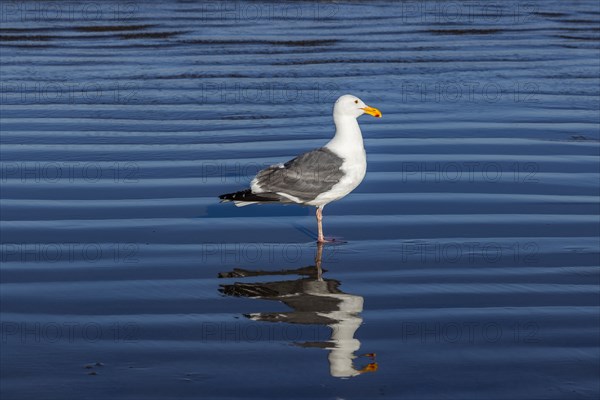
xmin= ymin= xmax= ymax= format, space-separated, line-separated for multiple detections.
xmin=1 ymin=1 xmax=599 ymax=399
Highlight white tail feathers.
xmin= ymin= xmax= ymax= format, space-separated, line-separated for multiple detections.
xmin=233 ymin=201 xmax=258 ymax=207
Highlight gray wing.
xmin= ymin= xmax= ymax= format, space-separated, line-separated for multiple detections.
xmin=252 ymin=147 xmax=344 ymax=203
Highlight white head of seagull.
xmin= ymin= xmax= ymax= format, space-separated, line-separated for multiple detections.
xmin=219 ymin=94 xmax=381 ymax=243
xmin=333 ymin=94 xmax=382 ymax=119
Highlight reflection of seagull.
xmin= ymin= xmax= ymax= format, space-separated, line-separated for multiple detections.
xmin=219 ymin=244 xmax=377 ymax=378
xmin=219 ymin=95 xmax=382 ymax=243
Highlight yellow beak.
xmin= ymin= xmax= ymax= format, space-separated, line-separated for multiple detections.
xmin=362 ymin=106 xmax=382 ymax=118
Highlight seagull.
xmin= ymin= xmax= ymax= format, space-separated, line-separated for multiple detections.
xmin=219 ymin=94 xmax=382 ymax=243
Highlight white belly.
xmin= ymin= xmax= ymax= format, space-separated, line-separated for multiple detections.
xmin=308 ymin=151 xmax=366 ymax=206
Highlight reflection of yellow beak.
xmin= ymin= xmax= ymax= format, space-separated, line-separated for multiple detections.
xmin=361 ymin=106 xmax=382 ymax=118
xmin=358 ymin=362 xmax=379 ymax=374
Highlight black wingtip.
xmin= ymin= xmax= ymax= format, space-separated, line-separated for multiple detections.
xmin=219 ymin=189 xmax=250 ymax=201
xmin=218 ymin=189 xmax=280 ymax=203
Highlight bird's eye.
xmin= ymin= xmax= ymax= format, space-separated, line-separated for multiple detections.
xmin=354 ymin=100 xmax=358 ymax=104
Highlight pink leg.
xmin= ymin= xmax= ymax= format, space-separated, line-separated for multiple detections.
xmin=316 ymin=206 xmax=327 ymax=243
